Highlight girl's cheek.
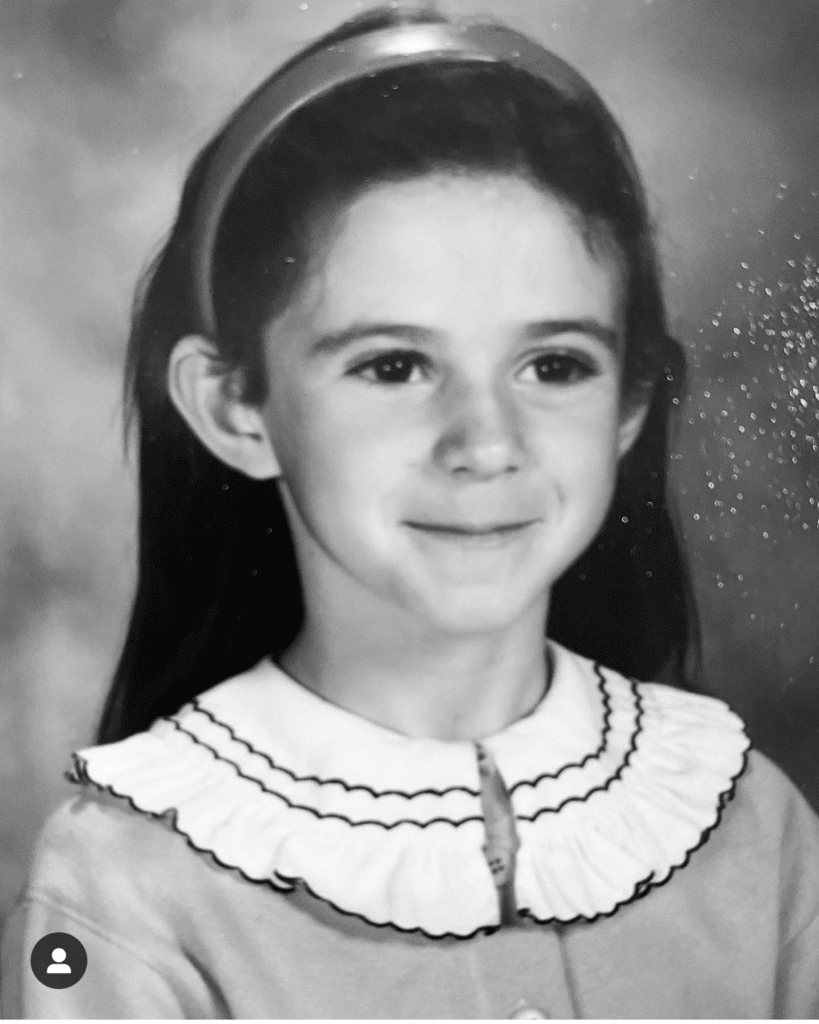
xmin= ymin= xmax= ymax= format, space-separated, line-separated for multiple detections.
xmin=533 ymin=398 xmax=621 ymax=460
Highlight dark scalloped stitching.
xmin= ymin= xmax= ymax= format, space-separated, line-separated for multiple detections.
xmin=515 ymin=677 xmax=643 ymax=822
xmin=65 ymin=753 xmax=497 ymax=943
xmin=516 ymin=867 xmax=657 ymax=928
xmin=98 ymin=718 xmax=486 ymax=832
xmin=185 ymin=657 xmax=612 ymax=801
xmin=515 ymin=727 xmax=753 ymax=926
xmin=508 ymin=662 xmax=614 ymax=795
xmin=178 ymin=676 xmax=622 ymax=822
xmin=69 ymin=669 xmax=633 ymax=832
xmin=66 ymin=752 xmax=295 ymax=897
xmin=65 ymin=715 xmax=753 ymax=940
xmin=187 ymin=699 xmax=481 ymax=799
xmin=274 ymin=872 xmax=501 ymax=941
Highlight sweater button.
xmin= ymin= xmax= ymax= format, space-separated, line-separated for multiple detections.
xmin=509 ymin=1000 xmax=547 ymax=1019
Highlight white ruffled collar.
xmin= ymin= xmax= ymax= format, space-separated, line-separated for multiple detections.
xmin=69 ymin=642 xmax=750 ymax=939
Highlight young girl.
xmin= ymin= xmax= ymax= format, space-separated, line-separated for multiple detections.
xmin=3 ymin=5 xmax=818 ymax=1019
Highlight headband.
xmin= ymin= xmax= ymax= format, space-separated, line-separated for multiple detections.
xmin=191 ymin=21 xmax=608 ymax=336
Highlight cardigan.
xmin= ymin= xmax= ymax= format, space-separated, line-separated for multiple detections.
xmin=3 ymin=643 xmax=819 ymax=1018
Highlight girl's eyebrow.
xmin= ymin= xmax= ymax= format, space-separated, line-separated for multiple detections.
xmin=524 ymin=318 xmax=620 ymax=353
xmin=307 ymin=318 xmax=619 ymax=358
xmin=308 ymin=322 xmax=437 ymax=358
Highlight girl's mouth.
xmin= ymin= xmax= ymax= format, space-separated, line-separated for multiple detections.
xmin=404 ymin=520 xmax=539 ymax=546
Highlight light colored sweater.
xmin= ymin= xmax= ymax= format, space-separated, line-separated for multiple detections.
xmin=2 ymin=646 xmax=818 ymax=1018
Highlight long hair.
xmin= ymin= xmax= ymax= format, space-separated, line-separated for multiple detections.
xmin=97 ymin=4 xmax=700 ymax=743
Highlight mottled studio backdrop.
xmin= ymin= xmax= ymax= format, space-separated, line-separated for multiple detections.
xmin=1 ymin=0 xmax=817 ymax=929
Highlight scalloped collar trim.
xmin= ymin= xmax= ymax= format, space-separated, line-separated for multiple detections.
xmin=69 ymin=642 xmax=750 ymax=939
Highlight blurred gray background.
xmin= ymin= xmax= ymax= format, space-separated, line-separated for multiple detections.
xmin=1 ymin=0 xmax=817 ymax=932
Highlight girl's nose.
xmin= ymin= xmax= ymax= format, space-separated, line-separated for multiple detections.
xmin=433 ymin=379 xmax=525 ymax=479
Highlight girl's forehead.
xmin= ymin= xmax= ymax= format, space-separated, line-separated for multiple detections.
xmin=332 ymin=173 xmax=593 ymax=253
xmin=299 ymin=173 xmax=624 ymax=330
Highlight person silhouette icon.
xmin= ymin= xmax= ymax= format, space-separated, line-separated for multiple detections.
xmin=46 ymin=948 xmax=71 ymax=974
xmin=30 ymin=932 xmax=87 ymax=988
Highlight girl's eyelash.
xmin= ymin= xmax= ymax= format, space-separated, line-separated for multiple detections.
xmin=347 ymin=349 xmax=432 ymax=385
xmin=518 ymin=350 xmax=600 ymax=383
xmin=346 ymin=347 xmax=600 ymax=386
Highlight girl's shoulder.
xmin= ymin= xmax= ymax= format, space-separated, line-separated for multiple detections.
xmin=730 ymin=741 xmax=817 ymax=821
xmin=623 ymin=671 xmax=819 ymax=867
xmin=717 ymin=743 xmax=819 ymax=864
xmin=3 ymin=788 xmax=249 ymax=1019
xmin=20 ymin=787 xmax=208 ymax=929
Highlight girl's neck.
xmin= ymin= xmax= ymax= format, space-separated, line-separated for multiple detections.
xmin=277 ymin=602 xmax=551 ymax=741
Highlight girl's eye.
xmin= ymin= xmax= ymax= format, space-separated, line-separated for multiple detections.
xmin=519 ymin=352 xmax=597 ymax=385
xmin=349 ymin=351 xmax=430 ymax=385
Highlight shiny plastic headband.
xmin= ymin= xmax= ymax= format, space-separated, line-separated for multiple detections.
xmin=191 ymin=21 xmax=606 ymax=336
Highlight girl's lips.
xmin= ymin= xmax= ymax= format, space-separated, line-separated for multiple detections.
xmin=406 ymin=521 xmax=537 ymax=536
xmin=404 ymin=521 xmax=539 ymax=548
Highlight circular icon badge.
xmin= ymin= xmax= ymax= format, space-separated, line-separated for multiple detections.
xmin=30 ymin=932 xmax=87 ymax=989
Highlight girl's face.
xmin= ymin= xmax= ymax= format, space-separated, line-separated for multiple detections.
xmin=261 ymin=174 xmax=644 ymax=635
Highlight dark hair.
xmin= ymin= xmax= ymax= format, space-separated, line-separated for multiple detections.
xmin=97 ymin=4 xmax=700 ymax=743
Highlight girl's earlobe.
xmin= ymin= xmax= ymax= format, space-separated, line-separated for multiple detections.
xmin=167 ymin=335 xmax=281 ymax=480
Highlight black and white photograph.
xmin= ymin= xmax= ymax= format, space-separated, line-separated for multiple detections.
xmin=0 ymin=0 xmax=817 ymax=1018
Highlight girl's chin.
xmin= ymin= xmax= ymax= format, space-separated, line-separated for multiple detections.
xmin=407 ymin=585 xmax=548 ymax=636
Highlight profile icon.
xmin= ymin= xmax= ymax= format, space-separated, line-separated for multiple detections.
xmin=30 ymin=932 xmax=87 ymax=989
xmin=46 ymin=947 xmax=71 ymax=974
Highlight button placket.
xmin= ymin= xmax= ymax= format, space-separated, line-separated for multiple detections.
xmin=475 ymin=742 xmax=521 ymax=925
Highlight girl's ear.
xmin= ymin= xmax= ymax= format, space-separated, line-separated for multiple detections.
xmin=616 ymin=388 xmax=652 ymax=459
xmin=167 ymin=335 xmax=281 ymax=480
